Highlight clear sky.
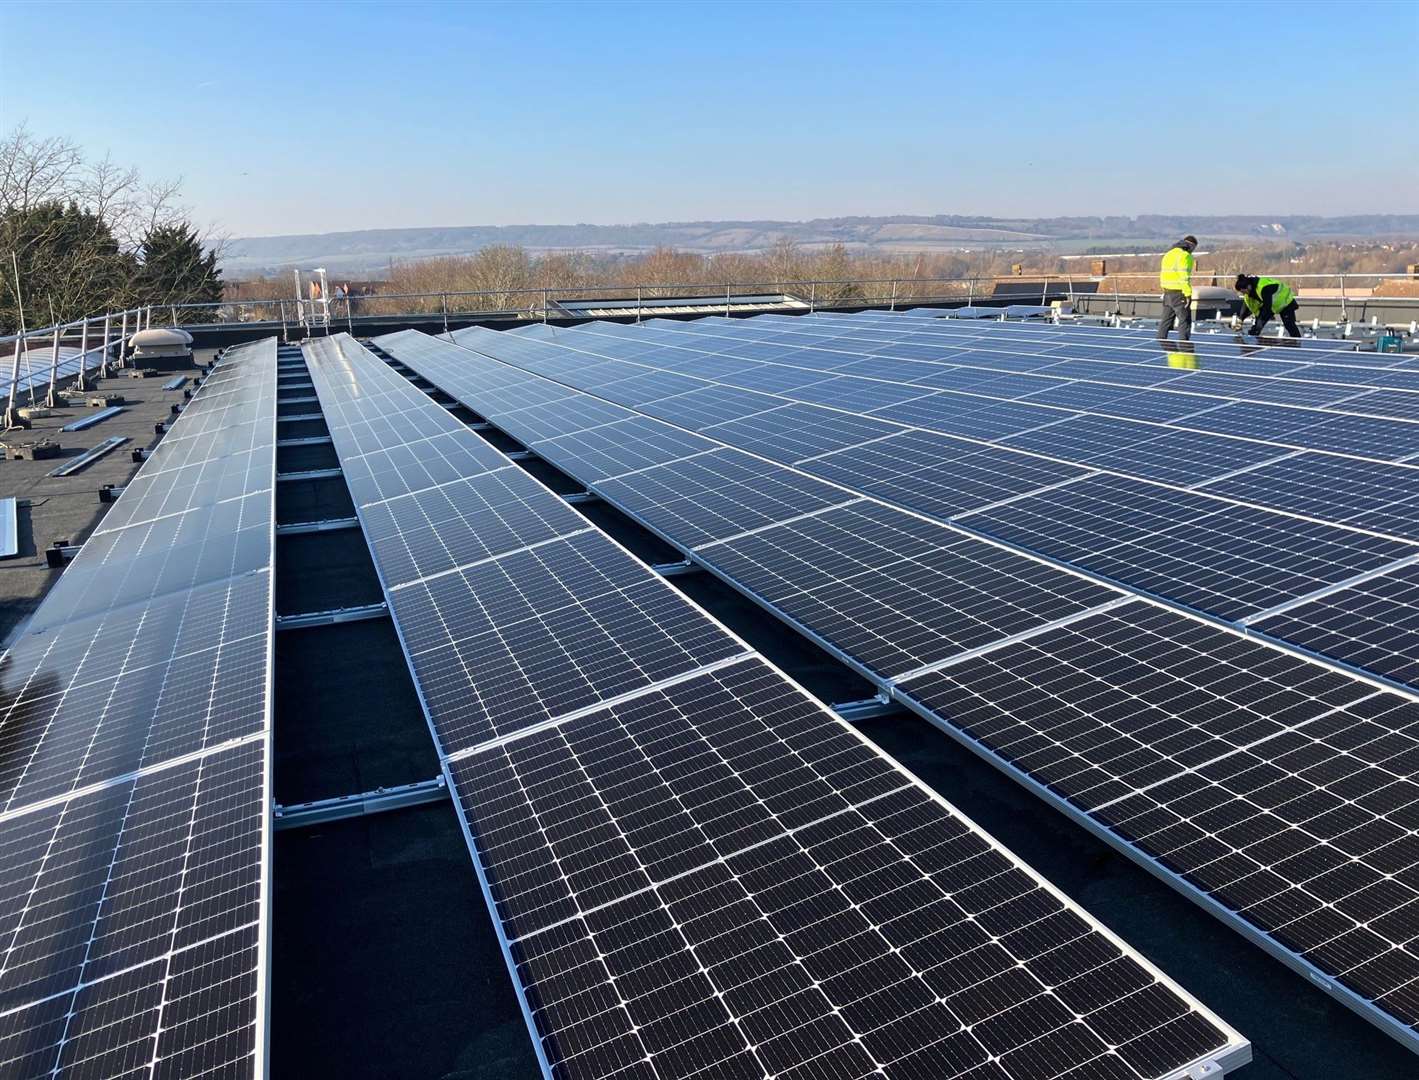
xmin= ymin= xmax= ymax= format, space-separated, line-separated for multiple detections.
xmin=3 ymin=0 xmax=1416 ymax=238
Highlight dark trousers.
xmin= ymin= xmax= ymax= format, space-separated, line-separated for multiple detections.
xmin=1253 ymin=300 xmax=1302 ymax=338
xmin=1158 ymin=290 xmax=1192 ymax=342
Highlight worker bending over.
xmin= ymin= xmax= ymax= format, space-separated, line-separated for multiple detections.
xmin=1158 ymin=235 xmax=1198 ymax=342
xmin=1235 ymin=273 xmax=1301 ymax=338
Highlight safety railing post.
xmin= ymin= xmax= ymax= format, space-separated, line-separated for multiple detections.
xmin=3 ymin=331 xmax=22 ymax=429
xmin=170 ymin=304 xmax=177 ymax=326
xmin=726 ymin=283 xmax=731 ymax=318
xmin=810 ymin=282 xmax=816 ymax=314
xmin=441 ymin=293 xmax=449 ymax=335
xmin=542 ymin=288 xmax=549 ymax=324
xmin=76 ymin=319 xmax=90 ymax=392
xmin=46 ymin=324 xmax=62 ymax=407
xmin=889 ymin=279 xmax=897 ymax=312
xmin=1339 ymin=274 xmax=1347 ymax=321
xmin=278 ymin=300 xmax=289 ymax=343
xmin=636 ymin=286 xmax=643 ymax=323
xmin=118 ymin=310 xmax=129 ymax=368
xmin=100 ymin=314 xmax=111 ymax=378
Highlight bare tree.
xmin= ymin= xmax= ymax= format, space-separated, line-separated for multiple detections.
xmin=0 ymin=125 xmax=84 ymax=214
xmin=1 ymin=125 xmax=224 ymax=330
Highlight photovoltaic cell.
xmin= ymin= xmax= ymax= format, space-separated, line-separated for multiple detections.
xmin=1189 ymin=403 xmax=1419 ymax=460
xmin=699 ymin=501 xmax=1119 ymax=680
xmin=394 ymin=532 xmax=744 ymax=753
xmin=340 ymin=430 xmax=510 ymax=506
xmin=640 ymin=385 xmax=785 ymax=428
xmin=359 ymin=465 xmax=588 ymax=586
xmin=598 ymin=448 xmax=854 ymax=548
xmin=869 ymin=391 xmax=1069 ymax=441
xmin=543 ymin=418 xmax=713 ymax=480
xmin=701 ymin=403 xmax=899 ymax=463
xmin=0 ymin=743 xmax=265 ymax=1079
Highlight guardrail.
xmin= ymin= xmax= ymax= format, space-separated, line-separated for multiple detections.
xmin=4 ymin=272 xmax=1416 ymax=353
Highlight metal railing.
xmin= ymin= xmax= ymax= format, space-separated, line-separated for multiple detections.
xmin=172 ymin=270 xmax=1419 ymax=329
xmin=5 ymin=272 xmax=1416 ymax=357
xmin=1 ymin=305 xmax=162 ymax=422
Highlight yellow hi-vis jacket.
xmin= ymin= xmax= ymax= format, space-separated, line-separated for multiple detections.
xmin=1160 ymin=246 xmax=1195 ymax=297
xmin=1243 ymin=277 xmax=1296 ymax=316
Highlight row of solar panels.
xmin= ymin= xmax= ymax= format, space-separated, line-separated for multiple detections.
xmin=471 ymin=312 xmax=1419 ymax=699
xmin=368 ymin=318 xmax=1419 ymax=1055
xmin=863 ymin=311 xmax=1419 ymax=408
xmin=0 ymin=346 xmax=107 ymax=406
xmin=0 ymin=338 xmax=276 ymax=1079
xmin=303 ymin=334 xmax=1248 ymax=1080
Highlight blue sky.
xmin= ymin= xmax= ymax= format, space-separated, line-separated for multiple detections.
xmin=3 ymin=0 xmax=1415 ymax=237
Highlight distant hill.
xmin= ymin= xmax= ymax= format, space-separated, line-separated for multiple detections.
xmin=222 ymin=214 xmax=1419 ymax=276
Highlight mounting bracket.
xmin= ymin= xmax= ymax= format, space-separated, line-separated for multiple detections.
xmin=273 ymin=775 xmax=449 ymax=830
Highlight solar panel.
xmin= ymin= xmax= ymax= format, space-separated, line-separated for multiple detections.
xmin=417 ymin=324 xmax=1419 ymax=1053
xmin=963 ymin=473 xmax=1413 ymax=621
xmin=598 ymin=448 xmax=855 ymax=548
xmin=1253 ymin=562 xmax=1419 ymax=689
xmin=800 ymin=430 xmax=1090 ymax=520
xmin=701 ymin=402 xmax=899 ymax=462
xmin=0 ymin=336 xmax=276 ymax=1080
xmin=1197 ymin=453 xmax=1419 ymax=543
xmin=360 ymin=330 xmax=1252 ymax=1078
xmin=453 ymin=658 xmax=1240 ymax=1080
xmin=697 ymin=500 xmax=1119 ymax=681
xmin=896 ymin=603 xmax=1419 ymax=1045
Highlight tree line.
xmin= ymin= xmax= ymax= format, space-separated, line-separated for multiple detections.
xmin=230 ymin=237 xmax=1419 ymax=317
xmin=0 ymin=126 xmax=224 ymax=335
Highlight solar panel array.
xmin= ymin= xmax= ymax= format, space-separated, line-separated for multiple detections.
xmin=370 ymin=320 xmax=1419 ymax=1054
xmin=479 ymin=313 xmax=1419 ymax=698
xmin=0 ymin=337 xmax=276 ymax=1079
xmin=304 ymin=333 xmax=1246 ymax=1080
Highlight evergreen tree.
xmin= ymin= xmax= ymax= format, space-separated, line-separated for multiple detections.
xmin=132 ymin=223 xmax=223 ymax=320
xmin=0 ymin=200 xmax=134 ymax=332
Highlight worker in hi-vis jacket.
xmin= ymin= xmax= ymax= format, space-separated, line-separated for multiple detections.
xmin=1235 ymin=273 xmax=1302 ymax=338
xmin=1157 ymin=235 xmax=1198 ymax=343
